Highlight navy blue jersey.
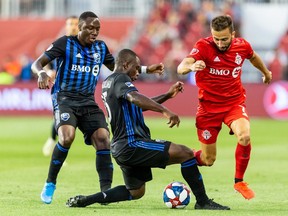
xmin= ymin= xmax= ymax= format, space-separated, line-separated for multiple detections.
xmin=102 ymin=72 xmax=151 ymax=145
xmin=45 ymin=35 xmax=114 ymax=96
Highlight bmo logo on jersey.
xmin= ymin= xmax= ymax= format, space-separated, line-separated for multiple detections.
xmin=71 ymin=64 xmax=100 ymax=76
xmin=209 ymin=66 xmax=241 ymax=78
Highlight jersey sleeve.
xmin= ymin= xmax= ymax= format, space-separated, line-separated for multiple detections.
xmin=102 ymin=42 xmax=115 ymax=66
xmin=187 ymin=39 xmax=207 ymax=61
xmin=242 ymin=38 xmax=254 ymax=59
xmin=44 ymin=36 xmax=67 ymax=61
xmin=114 ymin=74 xmax=138 ymax=99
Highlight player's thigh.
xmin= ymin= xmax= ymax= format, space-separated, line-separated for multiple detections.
xmin=54 ymin=105 xmax=77 ymax=130
xmin=120 ymin=166 xmax=149 ymax=191
xmin=78 ymin=106 xmax=109 ymax=145
xmin=116 ymin=139 xmax=171 ymax=168
xmin=54 ymin=106 xmax=77 ymax=145
xmin=224 ymin=104 xmax=250 ymax=137
xmin=168 ymin=143 xmax=194 ymax=164
xmin=196 ymin=110 xmax=223 ymax=144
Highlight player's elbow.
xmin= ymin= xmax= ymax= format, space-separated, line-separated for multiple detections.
xmin=177 ymin=64 xmax=191 ymax=75
xmin=177 ymin=64 xmax=184 ymax=74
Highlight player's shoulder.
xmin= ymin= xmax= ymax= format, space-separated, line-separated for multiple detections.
xmin=196 ymin=37 xmax=213 ymax=46
xmin=53 ymin=35 xmax=68 ymax=44
xmin=105 ymin=72 xmax=126 ymax=83
xmin=94 ymin=39 xmax=107 ymax=46
xmin=194 ymin=37 xmax=215 ymax=51
xmin=232 ymin=37 xmax=250 ymax=46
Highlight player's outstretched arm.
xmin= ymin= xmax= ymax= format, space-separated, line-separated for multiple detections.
xmin=177 ymin=57 xmax=195 ymax=75
xmin=249 ymin=51 xmax=272 ymax=84
xmin=151 ymin=81 xmax=184 ymax=104
xmin=126 ymin=91 xmax=180 ymax=128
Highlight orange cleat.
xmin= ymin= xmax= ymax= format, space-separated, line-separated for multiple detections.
xmin=234 ymin=182 xmax=255 ymax=200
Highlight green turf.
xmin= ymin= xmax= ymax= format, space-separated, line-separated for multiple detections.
xmin=0 ymin=116 xmax=287 ymax=216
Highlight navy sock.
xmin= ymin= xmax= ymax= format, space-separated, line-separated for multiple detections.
xmin=181 ymin=158 xmax=209 ymax=205
xmin=96 ymin=149 xmax=113 ymax=191
xmin=84 ymin=185 xmax=132 ymax=206
xmin=51 ymin=122 xmax=57 ymax=140
xmin=47 ymin=143 xmax=69 ymax=184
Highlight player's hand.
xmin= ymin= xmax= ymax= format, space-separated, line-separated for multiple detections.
xmin=38 ymin=71 xmax=53 ymax=89
xmin=147 ymin=63 xmax=164 ymax=75
xmin=167 ymin=81 xmax=184 ymax=98
xmin=262 ymin=71 xmax=272 ymax=84
xmin=163 ymin=110 xmax=180 ymax=128
xmin=191 ymin=60 xmax=206 ymax=71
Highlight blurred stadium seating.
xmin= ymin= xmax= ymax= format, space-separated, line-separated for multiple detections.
xmin=0 ymin=0 xmax=288 ymax=119
xmin=1 ymin=0 xmax=288 ymax=83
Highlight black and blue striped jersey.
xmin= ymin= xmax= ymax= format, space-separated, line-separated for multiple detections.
xmin=102 ymin=72 xmax=151 ymax=145
xmin=44 ymin=35 xmax=114 ymax=96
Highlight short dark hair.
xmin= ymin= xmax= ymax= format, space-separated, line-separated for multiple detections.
xmin=79 ymin=11 xmax=98 ymax=22
xmin=211 ymin=15 xmax=234 ymax=33
xmin=116 ymin=49 xmax=137 ymax=65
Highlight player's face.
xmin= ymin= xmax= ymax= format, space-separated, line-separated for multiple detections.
xmin=78 ymin=17 xmax=100 ymax=46
xmin=65 ymin=18 xmax=79 ymax=36
xmin=127 ymin=57 xmax=141 ymax=81
xmin=211 ymin=27 xmax=235 ymax=52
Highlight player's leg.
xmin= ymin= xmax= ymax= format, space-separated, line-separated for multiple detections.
xmin=66 ymin=185 xmax=134 ymax=207
xmin=91 ymin=128 xmax=113 ymax=191
xmin=194 ymin=106 xmax=222 ymax=166
xmin=230 ymin=117 xmax=251 ymax=181
xmin=42 ymin=121 xmax=57 ymax=157
xmin=197 ymin=142 xmax=217 ymax=166
xmin=168 ymin=143 xmax=230 ymax=210
xmin=225 ymin=105 xmax=254 ymax=199
xmin=80 ymin=106 xmax=113 ymax=192
xmin=66 ymin=166 xmax=149 ymax=207
xmin=41 ymin=108 xmax=76 ymax=204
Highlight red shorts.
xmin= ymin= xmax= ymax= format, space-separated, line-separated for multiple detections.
xmin=195 ymin=103 xmax=249 ymax=144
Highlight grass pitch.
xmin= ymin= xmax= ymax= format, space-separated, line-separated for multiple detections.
xmin=0 ymin=116 xmax=287 ymax=216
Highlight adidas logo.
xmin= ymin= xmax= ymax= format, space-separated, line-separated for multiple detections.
xmin=214 ymin=56 xmax=220 ymax=62
xmin=76 ymin=53 xmax=82 ymax=58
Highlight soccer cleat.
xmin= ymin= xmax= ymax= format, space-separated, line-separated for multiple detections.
xmin=41 ymin=182 xmax=56 ymax=204
xmin=42 ymin=137 xmax=57 ymax=157
xmin=66 ymin=195 xmax=87 ymax=207
xmin=234 ymin=181 xmax=255 ymax=200
xmin=195 ymin=199 xmax=230 ymax=210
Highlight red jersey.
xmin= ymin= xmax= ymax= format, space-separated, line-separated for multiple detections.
xmin=188 ymin=36 xmax=254 ymax=113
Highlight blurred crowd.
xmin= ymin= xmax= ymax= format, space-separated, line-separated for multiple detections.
xmin=133 ymin=0 xmax=241 ymax=82
xmin=0 ymin=53 xmax=35 ymax=84
xmin=1 ymin=0 xmax=288 ymax=84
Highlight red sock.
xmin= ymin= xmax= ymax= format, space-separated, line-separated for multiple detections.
xmin=235 ymin=143 xmax=251 ymax=180
xmin=194 ymin=150 xmax=204 ymax=166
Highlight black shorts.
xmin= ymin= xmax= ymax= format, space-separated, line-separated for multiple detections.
xmin=54 ymin=104 xmax=108 ymax=145
xmin=113 ymin=138 xmax=171 ymax=190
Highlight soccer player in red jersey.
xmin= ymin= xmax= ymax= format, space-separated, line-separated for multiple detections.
xmin=177 ymin=15 xmax=272 ymax=200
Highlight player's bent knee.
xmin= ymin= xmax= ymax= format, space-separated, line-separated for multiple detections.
xmin=129 ymin=189 xmax=145 ymax=200
xmin=202 ymin=156 xmax=216 ymax=166
xmin=58 ymin=135 xmax=74 ymax=147
xmin=238 ymin=134 xmax=250 ymax=146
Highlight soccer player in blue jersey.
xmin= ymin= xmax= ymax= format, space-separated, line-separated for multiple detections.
xmin=31 ymin=11 xmax=164 ymax=204
xmin=66 ymin=49 xmax=230 ymax=210
xmin=42 ymin=15 xmax=79 ymax=157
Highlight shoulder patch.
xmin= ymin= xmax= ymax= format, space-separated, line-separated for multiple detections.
xmin=125 ymin=82 xmax=134 ymax=87
xmin=190 ymin=48 xmax=199 ymax=55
